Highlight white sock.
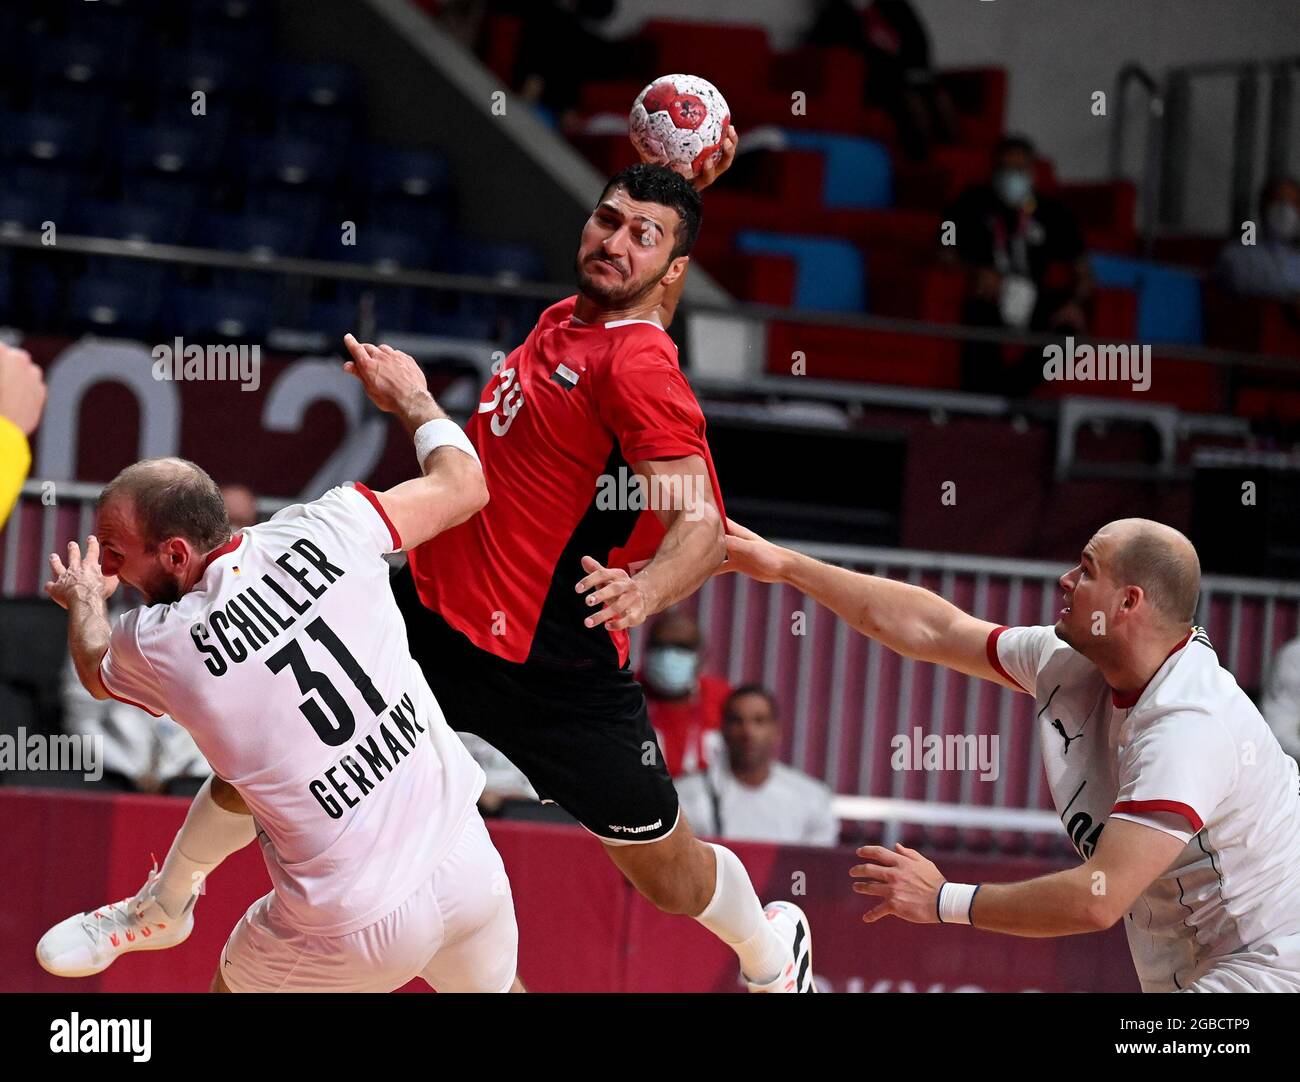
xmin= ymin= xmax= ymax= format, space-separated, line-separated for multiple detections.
xmin=693 ymin=843 xmax=787 ymax=985
xmin=154 ymin=777 xmax=256 ymax=918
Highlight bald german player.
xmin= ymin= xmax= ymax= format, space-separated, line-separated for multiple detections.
xmin=37 ymin=347 xmax=524 ymax=993
xmin=722 ymin=517 xmax=1300 ymax=992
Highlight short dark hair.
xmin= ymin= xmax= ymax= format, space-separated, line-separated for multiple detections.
xmin=598 ymin=162 xmax=702 ymax=259
xmin=99 ymin=458 xmax=232 ymax=553
xmin=995 ymin=134 xmax=1037 ymax=160
xmin=724 ymin=684 xmax=779 ymax=719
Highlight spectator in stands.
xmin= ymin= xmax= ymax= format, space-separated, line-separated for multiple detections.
xmin=1215 ymin=177 xmax=1300 ymax=311
xmin=1260 ymin=633 xmax=1300 ymax=764
xmin=497 ymin=0 xmax=633 ymax=126
xmin=642 ymin=609 xmax=731 ymax=777
xmin=676 ymin=685 xmax=838 ymax=847
xmin=945 ymin=135 xmax=1093 ymax=395
xmin=0 ymin=342 xmax=47 ymax=528
xmin=805 ymin=0 xmax=956 ymax=160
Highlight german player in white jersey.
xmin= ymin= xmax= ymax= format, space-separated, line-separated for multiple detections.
xmin=722 ymin=516 xmax=1300 ymax=992
xmin=38 ymin=339 xmax=521 ymax=993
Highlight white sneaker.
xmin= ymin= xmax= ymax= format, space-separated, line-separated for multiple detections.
xmin=746 ymin=900 xmax=816 ymax=993
xmin=36 ymin=868 xmax=195 ymax=978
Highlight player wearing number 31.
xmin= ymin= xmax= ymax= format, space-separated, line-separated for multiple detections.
xmin=721 ymin=516 xmax=1300 ymax=992
xmin=38 ymin=342 xmax=524 ymax=993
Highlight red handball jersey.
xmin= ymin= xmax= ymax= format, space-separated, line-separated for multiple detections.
xmin=408 ymin=296 xmax=725 ymax=669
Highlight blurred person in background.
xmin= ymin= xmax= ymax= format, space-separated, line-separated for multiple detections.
xmin=1215 ymin=177 xmax=1300 ymax=313
xmin=58 ymin=484 xmax=263 ymax=797
xmin=805 ymin=0 xmax=956 ymax=160
xmin=0 ymin=342 xmax=47 ymax=528
xmin=676 ymin=685 xmax=838 ymax=847
xmin=642 ymin=609 xmax=731 ymax=777
xmin=1260 ymin=631 xmax=1300 ymax=764
xmin=945 ymin=135 xmax=1093 ymax=395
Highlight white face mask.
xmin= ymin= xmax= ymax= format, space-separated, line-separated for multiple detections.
xmin=644 ymin=646 xmax=698 ymax=697
xmin=994 ymin=168 xmax=1033 ymax=208
xmin=1266 ymin=201 xmax=1300 ymax=242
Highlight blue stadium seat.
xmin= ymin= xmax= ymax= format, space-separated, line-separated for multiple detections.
xmin=0 ymin=162 xmax=89 ymax=200
xmin=75 ymin=200 xmax=185 ymax=245
xmin=0 ymin=111 xmax=99 ymax=165
xmin=243 ymin=135 xmax=340 ymax=187
xmin=193 ymin=211 xmax=306 ymax=258
xmin=33 ymin=37 xmax=126 ymax=87
xmin=271 ymin=61 xmax=359 ymax=111
xmin=784 ymin=132 xmax=894 ymax=209
xmin=446 ymin=238 xmax=545 ymax=282
xmin=1090 ymin=254 xmax=1205 ymax=345
xmin=119 ymin=123 xmax=223 ymax=177
xmin=0 ymin=190 xmax=63 ymax=235
xmin=30 ymin=85 xmax=118 ymax=131
xmin=410 ymin=310 xmax=497 ymax=340
xmin=735 ymin=231 xmax=866 ymax=311
xmin=365 ymin=196 xmax=450 ymax=244
xmin=359 ymin=146 xmax=452 ymax=200
xmin=157 ymin=48 xmax=249 ymax=98
xmin=275 ymin=109 xmax=357 ymax=155
xmin=120 ymin=176 xmax=208 ymax=223
xmin=245 ymin=187 xmax=330 ymax=242
xmin=172 ymin=286 xmax=273 ymax=341
xmin=328 ymin=227 xmax=431 ymax=273
xmin=67 ymin=275 xmax=164 ymax=337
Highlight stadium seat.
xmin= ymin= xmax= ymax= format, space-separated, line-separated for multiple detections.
xmin=271 ymin=61 xmax=359 ymax=111
xmin=784 ymin=132 xmax=894 ymax=209
xmin=328 ymin=227 xmax=432 ymax=273
xmin=1090 ymin=254 xmax=1205 ymax=345
xmin=0 ymin=190 xmax=62 ymax=236
xmin=156 ymin=48 xmax=249 ymax=98
xmin=243 ymin=134 xmax=341 ymax=188
xmin=74 ymin=200 xmax=185 ymax=245
xmin=66 ymin=274 xmax=164 ymax=337
xmin=365 ymin=196 xmax=451 ymax=245
xmin=33 ymin=37 xmax=125 ymax=88
xmin=359 ymin=146 xmax=453 ymax=200
xmin=445 ymin=238 xmax=545 ymax=283
xmin=193 ymin=211 xmax=307 ymax=259
xmin=735 ymin=231 xmax=866 ymax=312
xmin=119 ymin=123 xmax=224 ymax=177
xmin=172 ymin=285 xmax=273 ymax=341
xmin=0 ymin=111 xmax=99 ymax=165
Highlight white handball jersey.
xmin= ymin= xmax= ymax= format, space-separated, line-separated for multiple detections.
xmin=100 ymin=484 xmax=485 ymax=936
xmin=990 ymin=624 xmax=1300 ymax=992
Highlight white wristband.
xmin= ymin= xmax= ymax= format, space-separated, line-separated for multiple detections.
xmin=414 ymin=418 xmax=479 ymax=470
xmin=937 ymin=882 xmax=980 ymax=925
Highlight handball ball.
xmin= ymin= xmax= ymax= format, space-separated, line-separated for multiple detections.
xmin=628 ymin=74 xmax=730 ymax=180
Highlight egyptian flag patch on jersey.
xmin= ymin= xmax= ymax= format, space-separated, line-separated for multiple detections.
xmin=551 ymin=362 xmax=580 ymax=390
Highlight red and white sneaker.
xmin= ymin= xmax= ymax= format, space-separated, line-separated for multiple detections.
xmin=36 ymin=867 xmax=195 ymax=978
xmin=746 ymin=901 xmax=816 ymax=993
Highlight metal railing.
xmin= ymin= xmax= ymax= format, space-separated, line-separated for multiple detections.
xmin=7 ymin=482 xmax=1297 ymax=847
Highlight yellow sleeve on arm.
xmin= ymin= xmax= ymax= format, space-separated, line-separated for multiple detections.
xmin=0 ymin=415 xmax=32 ymax=529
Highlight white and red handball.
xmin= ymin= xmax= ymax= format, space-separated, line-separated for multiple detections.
xmin=628 ymin=74 xmax=730 ymax=180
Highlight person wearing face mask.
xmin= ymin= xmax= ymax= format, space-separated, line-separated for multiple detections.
xmin=641 ymin=610 xmax=732 ymax=777
xmin=944 ymin=135 xmax=1093 ymax=395
xmin=1215 ymin=177 xmax=1300 ymax=313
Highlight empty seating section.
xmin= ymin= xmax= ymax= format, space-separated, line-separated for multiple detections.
xmin=0 ymin=0 xmax=544 ymax=341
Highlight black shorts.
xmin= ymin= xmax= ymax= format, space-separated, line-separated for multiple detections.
xmin=392 ymin=566 xmax=680 ymax=844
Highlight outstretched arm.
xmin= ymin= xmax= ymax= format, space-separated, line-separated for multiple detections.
xmin=722 ymin=518 xmax=1015 ymax=689
xmin=851 ymin=818 xmax=1186 ymax=937
xmin=343 ymin=335 xmax=488 ymax=550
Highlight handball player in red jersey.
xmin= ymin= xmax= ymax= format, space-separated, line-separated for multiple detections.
xmin=383 ymin=156 xmax=814 ymax=992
